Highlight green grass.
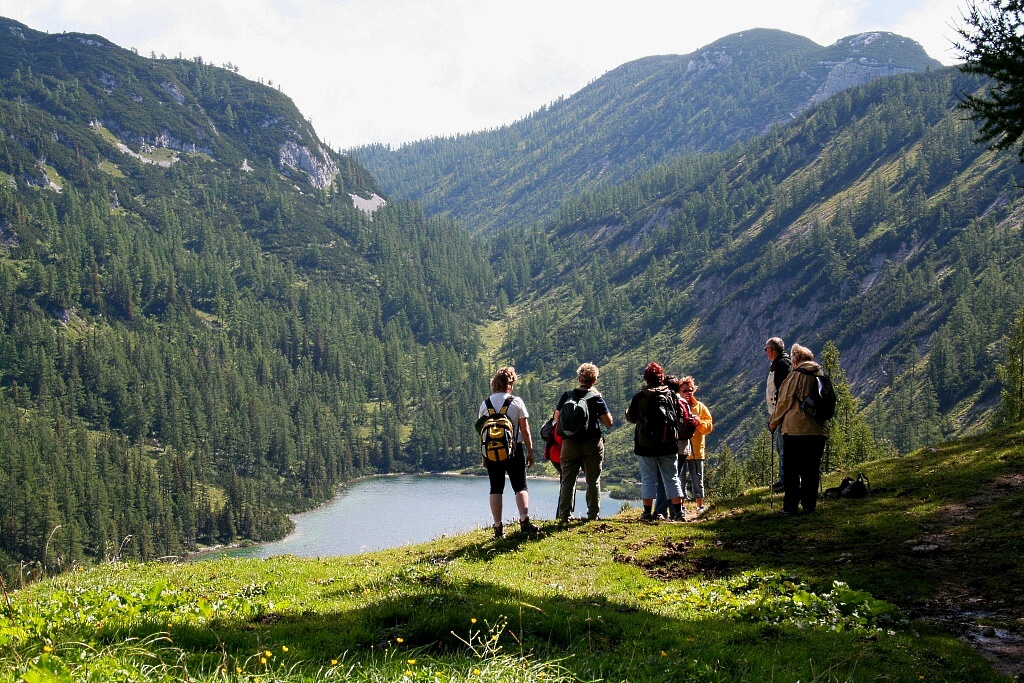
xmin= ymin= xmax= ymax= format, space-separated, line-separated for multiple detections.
xmin=3 ymin=425 xmax=1022 ymax=682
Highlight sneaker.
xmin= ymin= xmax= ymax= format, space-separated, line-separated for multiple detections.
xmin=695 ymin=505 xmax=707 ymax=515
xmin=639 ymin=510 xmax=655 ymax=522
xmin=772 ymin=481 xmax=785 ymax=492
xmin=669 ymin=512 xmax=685 ymax=522
xmin=493 ymin=523 xmax=504 ymax=538
xmin=519 ymin=518 xmax=539 ymax=535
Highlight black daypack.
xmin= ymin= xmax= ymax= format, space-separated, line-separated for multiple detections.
xmin=824 ymin=472 xmax=870 ymax=499
xmin=539 ymin=417 xmax=556 ymax=444
xmin=557 ymin=389 xmax=597 ymax=438
xmin=479 ymin=396 xmax=516 ymax=462
xmin=639 ymin=389 xmax=681 ymax=444
xmin=797 ymin=368 xmax=837 ymax=422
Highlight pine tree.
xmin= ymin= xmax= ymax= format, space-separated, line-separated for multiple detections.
xmin=997 ymin=305 xmax=1024 ymax=425
xmin=820 ymin=341 xmax=882 ymax=470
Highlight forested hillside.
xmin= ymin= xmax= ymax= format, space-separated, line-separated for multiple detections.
xmin=5 ymin=13 xmax=1024 ymax=577
xmin=485 ymin=66 xmax=1024 ymax=470
xmin=353 ymin=29 xmax=940 ymax=234
xmin=0 ymin=17 xmax=491 ymax=570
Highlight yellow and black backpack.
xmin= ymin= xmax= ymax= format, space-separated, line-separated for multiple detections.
xmin=479 ymin=396 xmax=516 ymax=461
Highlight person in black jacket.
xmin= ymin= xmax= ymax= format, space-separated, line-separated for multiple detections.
xmin=765 ymin=337 xmax=792 ymax=492
xmin=626 ymin=362 xmax=685 ymax=522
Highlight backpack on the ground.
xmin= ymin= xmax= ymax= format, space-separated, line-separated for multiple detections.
xmin=557 ymin=389 xmax=597 ymax=438
xmin=479 ymin=396 xmax=516 ymax=461
xmin=824 ymin=472 xmax=870 ymax=499
xmin=639 ymin=389 xmax=681 ymax=444
xmin=797 ymin=368 xmax=837 ymax=422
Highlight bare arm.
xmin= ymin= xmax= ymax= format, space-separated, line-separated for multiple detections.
xmin=519 ymin=417 xmax=534 ymax=467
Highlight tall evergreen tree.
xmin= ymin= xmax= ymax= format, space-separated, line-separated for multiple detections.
xmin=997 ymin=305 xmax=1024 ymax=424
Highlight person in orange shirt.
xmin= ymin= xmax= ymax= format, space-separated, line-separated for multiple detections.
xmin=679 ymin=375 xmax=713 ymax=515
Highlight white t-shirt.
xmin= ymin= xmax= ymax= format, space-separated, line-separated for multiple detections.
xmin=478 ymin=392 xmax=529 ymax=443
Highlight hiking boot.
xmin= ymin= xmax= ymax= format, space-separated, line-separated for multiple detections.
xmin=519 ymin=518 xmax=539 ymax=535
xmin=493 ymin=523 xmax=504 ymax=538
xmin=772 ymin=481 xmax=785 ymax=492
xmin=669 ymin=511 xmax=686 ymax=522
xmin=639 ymin=510 xmax=655 ymax=522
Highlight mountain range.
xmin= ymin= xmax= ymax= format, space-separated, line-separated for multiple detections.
xmin=352 ymin=28 xmax=941 ymax=234
xmin=2 ymin=15 xmax=1023 ymax=568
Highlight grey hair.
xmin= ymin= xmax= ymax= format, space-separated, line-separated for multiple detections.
xmin=790 ymin=344 xmax=813 ymax=365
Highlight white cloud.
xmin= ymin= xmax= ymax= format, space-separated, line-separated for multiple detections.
xmin=0 ymin=0 xmax=967 ymax=149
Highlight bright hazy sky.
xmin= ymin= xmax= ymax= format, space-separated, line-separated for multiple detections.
xmin=1 ymin=0 xmax=969 ymax=150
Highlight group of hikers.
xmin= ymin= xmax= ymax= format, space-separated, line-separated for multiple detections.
xmin=477 ymin=337 xmax=830 ymax=537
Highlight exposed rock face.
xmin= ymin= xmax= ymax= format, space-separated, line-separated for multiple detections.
xmin=279 ymin=141 xmax=339 ymax=189
xmin=810 ymin=60 xmax=916 ymax=105
xmin=153 ymin=132 xmax=209 ymax=155
xmin=686 ymin=50 xmax=735 ymax=75
xmin=349 ymin=193 xmax=386 ymax=215
xmin=159 ymin=81 xmax=185 ymax=105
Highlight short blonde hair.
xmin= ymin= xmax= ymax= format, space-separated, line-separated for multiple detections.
xmin=577 ymin=362 xmax=599 ymax=387
xmin=490 ymin=366 xmax=517 ymax=393
xmin=680 ymin=375 xmax=698 ymax=392
xmin=790 ymin=344 xmax=814 ymax=365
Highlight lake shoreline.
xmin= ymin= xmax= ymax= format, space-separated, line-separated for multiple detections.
xmin=187 ymin=473 xmax=637 ymax=561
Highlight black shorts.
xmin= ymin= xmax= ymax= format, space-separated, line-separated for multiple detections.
xmin=485 ymin=443 xmax=528 ymax=494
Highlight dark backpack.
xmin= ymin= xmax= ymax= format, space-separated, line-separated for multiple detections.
xmin=824 ymin=472 xmax=870 ymax=499
xmin=797 ymin=368 xmax=837 ymax=422
xmin=539 ymin=417 xmax=556 ymax=444
xmin=479 ymin=396 xmax=516 ymax=462
xmin=557 ymin=389 xmax=597 ymax=438
xmin=677 ymin=399 xmax=700 ymax=441
xmin=639 ymin=389 xmax=681 ymax=444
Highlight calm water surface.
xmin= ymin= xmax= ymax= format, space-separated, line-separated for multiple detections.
xmin=211 ymin=474 xmax=636 ymax=559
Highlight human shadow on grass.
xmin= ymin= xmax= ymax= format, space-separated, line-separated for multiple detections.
xmin=97 ymin=567 xmax=1006 ymax=683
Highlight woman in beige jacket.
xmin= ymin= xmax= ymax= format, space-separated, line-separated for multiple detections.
xmin=769 ymin=344 xmax=829 ymax=515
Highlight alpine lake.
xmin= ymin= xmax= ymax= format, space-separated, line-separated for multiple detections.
xmin=197 ymin=474 xmax=639 ymax=560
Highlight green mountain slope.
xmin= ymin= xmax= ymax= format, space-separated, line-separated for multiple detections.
xmin=0 ymin=17 xmax=491 ymax=567
xmin=486 ymin=66 xmax=1024 ymax=473
xmin=353 ymin=29 xmax=941 ymax=234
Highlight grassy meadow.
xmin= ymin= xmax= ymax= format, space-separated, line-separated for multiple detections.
xmin=2 ymin=425 xmax=1022 ymax=683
